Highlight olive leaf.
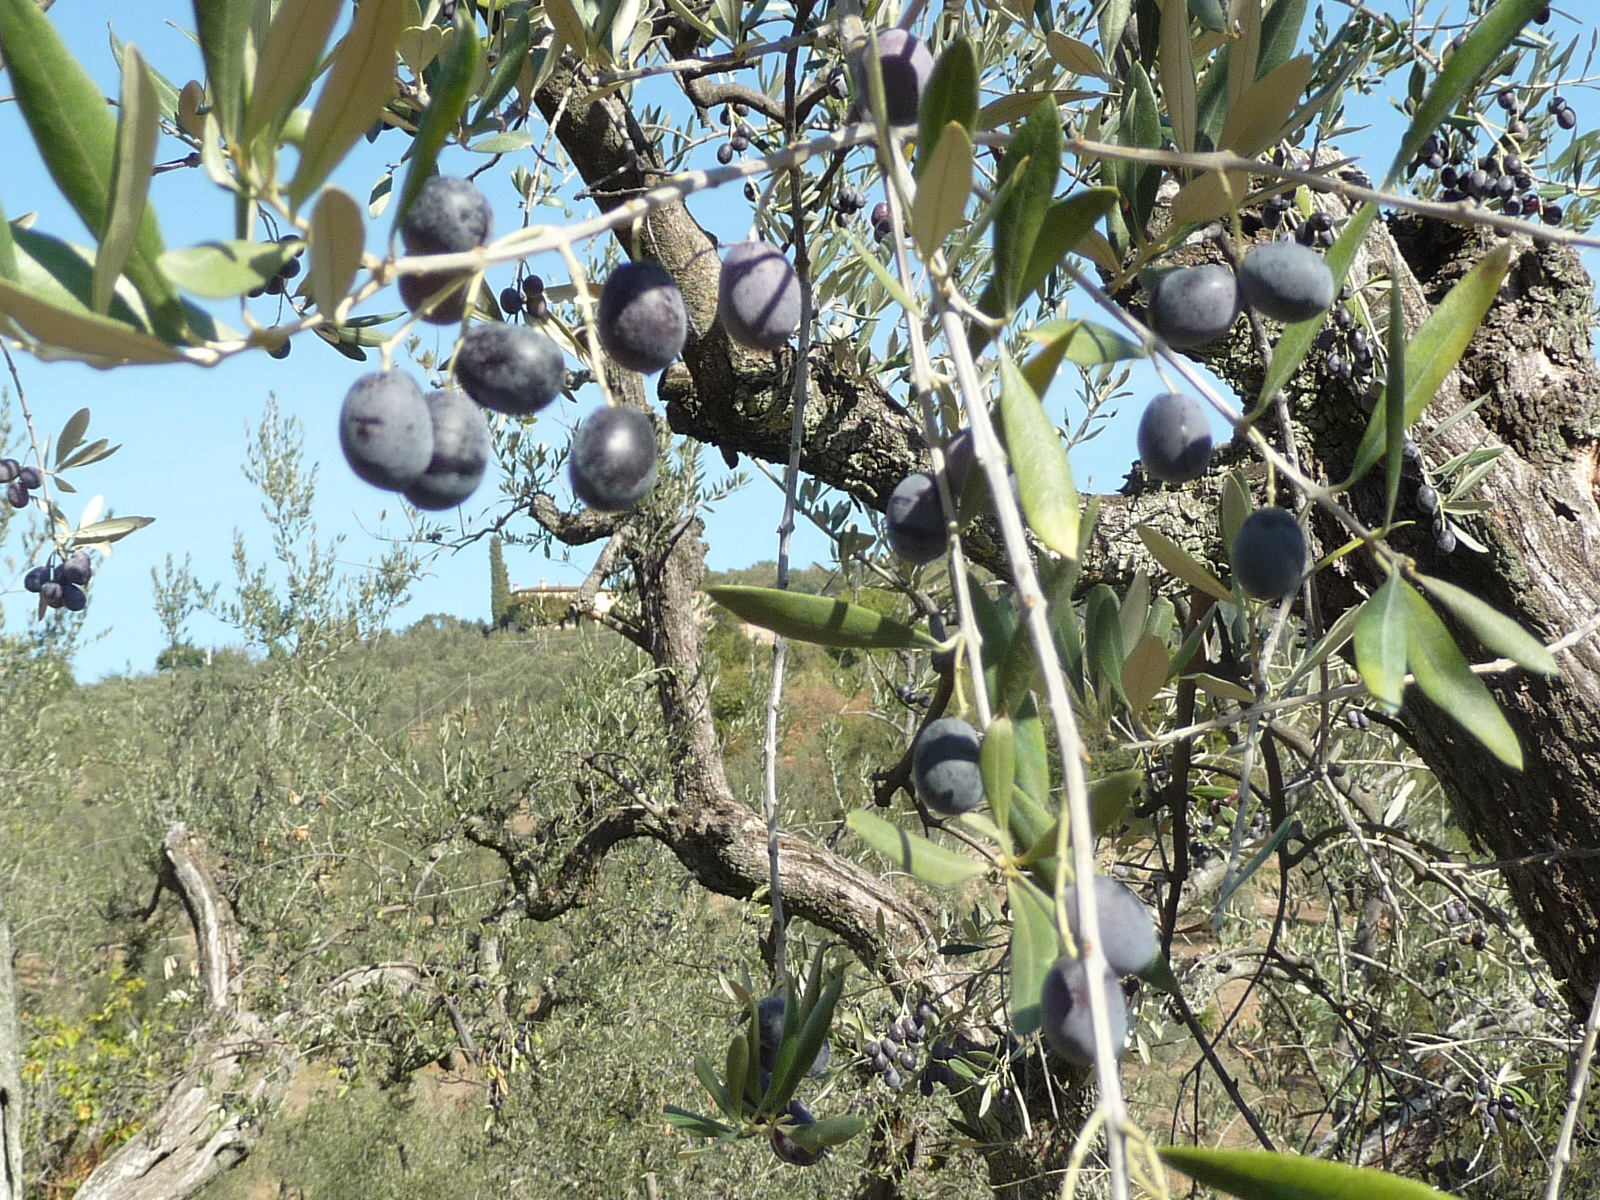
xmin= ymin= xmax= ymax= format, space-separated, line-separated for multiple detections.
xmin=846 ymin=811 xmax=985 ymax=888
xmin=244 ymin=0 xmax=344 ymax=148
xmin=288 ymin=0 xmax=406 ymax=207
xmin=1161 ymin=1145 xmax=1454 ymax=1200
xmin=1353 ymin=574 xmax=1408 ymax=715
xmin=707 ymin=586 xmax=939 ymax=650
xmin=394 ymin=10 xmax=481 ymax=235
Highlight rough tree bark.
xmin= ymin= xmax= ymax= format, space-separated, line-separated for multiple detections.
xmin=531 ymin=49 xmax=1600 ymax=1020
xmin=71 ymin=825 xmax=296 ymax=1200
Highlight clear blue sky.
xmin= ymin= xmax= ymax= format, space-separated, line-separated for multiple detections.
xmin=0 ymin=1 xmax=1584 ymax=679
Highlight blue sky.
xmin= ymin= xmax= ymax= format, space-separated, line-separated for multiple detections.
xmin=0 ymin=1 xmax=1581 ymax=679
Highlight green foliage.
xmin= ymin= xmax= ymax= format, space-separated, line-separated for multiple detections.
xmin=1 ymin=0 xmax=1595 ymax=1196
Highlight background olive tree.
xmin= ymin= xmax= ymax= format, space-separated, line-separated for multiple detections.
xmin=5 ymin=0 xmax=1600 ymax=1197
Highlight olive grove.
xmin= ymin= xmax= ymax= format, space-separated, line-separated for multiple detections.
xmin=4 ymin=0 xmax=1600 ymax=1196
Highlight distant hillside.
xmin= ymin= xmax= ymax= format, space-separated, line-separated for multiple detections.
xmin=703 ymin=561 xmax=845 ymax=594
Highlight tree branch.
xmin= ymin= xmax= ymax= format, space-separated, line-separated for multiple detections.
xmin=73 ymin=825 xmax=296 ymax=1200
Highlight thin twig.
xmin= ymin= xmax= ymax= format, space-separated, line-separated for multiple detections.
xmin=1544 ymin=964 xmax=1600 ymax=1200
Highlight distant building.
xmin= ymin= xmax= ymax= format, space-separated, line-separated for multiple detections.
xmin=508 ymin=580 xmax=616 ymax=627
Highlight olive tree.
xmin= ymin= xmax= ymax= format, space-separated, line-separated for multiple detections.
xmin=3 ymin=0 xmax=1600 ymax=1196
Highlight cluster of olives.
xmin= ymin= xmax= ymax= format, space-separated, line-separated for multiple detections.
xmin=862 ymin=1000 xmax=936 ymax=1090
xmin=1147 ymin=239 xmax=1336 ymax=350
xmin=498 ymin=273 xmax=548 ymax=321
xmin=0 ymin=457 xmax=41 ymax=509
xmin=339 ymin=372 xmax=492 ymax=510
xmin=1474 ymin=1073 xmax=1520 ymax=1132
xmin=1407 ymin=84 xmax=1575 ymax=226
xmin=248 ymin=234 xmax=304 ymax=310
xmin=351 ymin=168 xmax=821 ymax=514
xmin=23 ymin=549 xmax=93 ymax=612
xmin=1037 ymin=876 xmax=1160 ymax=1066
xmin=1311 ymin=297 xmax=1377 ymax=389
xmin=715 ymin=103 xmax=755 ymax=164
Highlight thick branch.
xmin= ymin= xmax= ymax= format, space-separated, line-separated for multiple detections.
xmin=73 ymin=825 xmax=294 ymax=1200
xmin=0 ymin=898 xmax=21 ymax=1200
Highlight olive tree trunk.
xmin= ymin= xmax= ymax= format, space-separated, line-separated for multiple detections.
xmin=532 ymin=51 xmax=1600 ymax=1017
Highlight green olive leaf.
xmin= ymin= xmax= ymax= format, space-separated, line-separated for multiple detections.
xmin=1136 ymin=524 xmax=1232 ymax=605
xmin=707 ymin=586 xmax=939 ymax=650
xmin=973 ymin=191 xmax=1119 ymax=346
xmin=308 ymin=187 xmax=367 ymax=321
xmin=192 ymin=0 xmax=252 ymax=141
xmin=1007 ymin=875 xmax=1061 ymax=1037
xmin=1349 ymin=242 xmax=1512 ymax=484
xmin=288 ymin=0 xmax=406 ymax=208
xmin=1415 ymin=575 xmax=1559 ymax=676
xmin=0 ymin=278 xmax=181 ymax=365
xmin=54 ymin=408 xmax=91 ymax=467
xmin=1161 ymin=1145 xmax=1455 ymax=1200
xmin=692 ymin=1053 xmax=738 ymax=1120
xmin=394 ymin=10 xmax=482 ymax=236
xmin=1159 ymin=0 xmax=1197 ymax=154
xmin=917 ymin=37 xmax=979 ymax=174
xmin=980 ymin=717 xmax=1015 ymax=846
xmin=1121 ymin=63 xmax=1162 ymax=240
xmin=72 ymin=515 xmax=155 ymax=543
xmin=912 ymin=123 xmax=974 ymax=254
xmin=1045 ymin=32 xmax=1107 ymax=78
xmin=846 ymin=810 xmax=985 ymax=888
xmin=1084 ymin=585 xmax=1127 ymax=704
xmin=160 ymin=240 xmax=299 ymax=299
xmin=470 ymin=11 xmax=532 ymax=128
xmin=1188 ymin=0 xmax=1227 ymax=32
xmin=1401 ymin=580 xmax=1522 ymax=770
xmin=0 ymin=0 xmax=185 ymax=343
xmin=1217 ymin=54 xmax=1313 ymax=157
xmin=1354 ymin=574 xmax=1409 ymax=715
xmin=1383 ymin=263 xmax=1407 ymax=526
xmin=244 ymin=0 xmax=344 ymax=148
xmin=763 ymin=973 xmax=842 ymax=1115
xmin=661 ymin=1106 xmax=735 ymax=1139
xmin=788 ymin=1114 xmax=865 ymax=1152
xmin=1121 ymin=633 xmax=1168 ymax=712
xmin=990 ymin=95 xmax=1062 ymax=315
xmin=999 ymin=351 xmax=1080 ymax=560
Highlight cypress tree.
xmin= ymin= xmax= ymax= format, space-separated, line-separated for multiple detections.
xmin=489 ymin=535 xmax=510 ymax=628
